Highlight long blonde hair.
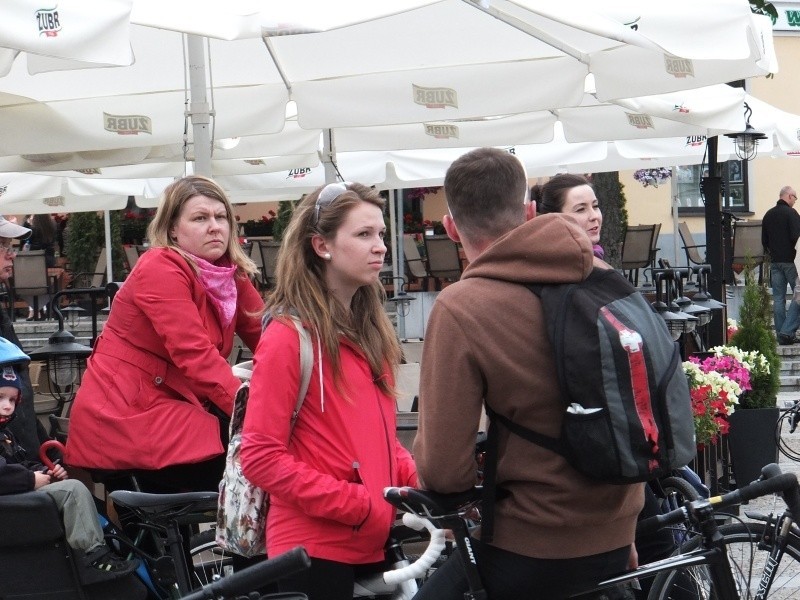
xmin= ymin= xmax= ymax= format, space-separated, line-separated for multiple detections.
xmin=266 ymin=183 xmax=400 ymax=397
xmin=147 ymin=175 xmax=257 ymax=278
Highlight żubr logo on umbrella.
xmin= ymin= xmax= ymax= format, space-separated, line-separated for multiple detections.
xmin=287 ymin=168 xmax=311 ymax=179
xmin=686 ymin=135 xmax=707 ymax=148
xmin=664 ymin=55 xmax=694 ymax=79
xmin=103 ymin=113 xmax=152 ymax=136
xmin=36 ymin=5 xmax=61 ymax=38
xmin=626 ymin=113 xmax=654 ymax=130
xmin=412 ymin=85 xmax=458 ymax=109
xmin=43 ymin=195 xmax=65 ymax=207
xmin=424 ymin=123 xmax=459 ymax=140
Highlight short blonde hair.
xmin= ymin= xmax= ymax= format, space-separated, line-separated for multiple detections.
xmin=147 ymin=176 xmax=257 ymax=277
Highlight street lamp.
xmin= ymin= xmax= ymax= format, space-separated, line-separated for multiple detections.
xmin=28 ymin=293 xmax=93 ymax=407
xmin=724 ymin=102 xmax=768 ymax=162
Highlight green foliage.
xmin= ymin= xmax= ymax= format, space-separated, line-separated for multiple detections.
xmin=749 ymin=0 xmax=778 ymax=23
xmin=109 ymin=211 xmax=124 ymax=279
xmin=728 ymin=267 xmax=780 ymax=408
xmin=592 ymin=172 xmax=628 ymax=268
xmin=272 ymin=199 xmax=299 ymax=242
xmin=65 ymin=211 xmax=125 ymax=281
xmin=65 ymin=212 xmax=104 ymax=276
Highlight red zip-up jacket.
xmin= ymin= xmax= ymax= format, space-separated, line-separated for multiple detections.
xmin=241 ymin=318 xmax=417 ymax=564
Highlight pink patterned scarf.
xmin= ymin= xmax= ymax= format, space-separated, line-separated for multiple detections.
xmin=188 ymin=253 xmax=238 ymax=329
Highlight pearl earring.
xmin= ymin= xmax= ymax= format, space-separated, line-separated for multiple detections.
xmin=323 ymin=252 xmax=332 ymax=261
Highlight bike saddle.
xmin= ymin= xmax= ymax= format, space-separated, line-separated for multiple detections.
xmin=109 ymin=489 xmax=219 ymax=518
xmin=384 ymin=486 xmax=482 ymax=518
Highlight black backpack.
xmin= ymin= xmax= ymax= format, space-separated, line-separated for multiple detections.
xmin=481 ymin=268 xmax=695 ymax=541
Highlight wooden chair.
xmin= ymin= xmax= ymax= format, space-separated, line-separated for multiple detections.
xmin=620 ymin=225 xmax=657 ymax=288
xmin=424 ymin=235 xmax=463 ymax=290
xmin=678 ymin=222 xmax=707 ymax=267
xmin=11 ymin=250 xmax=53 ymax=320
xmin=731 ymin=219 xmax=765 ymax=284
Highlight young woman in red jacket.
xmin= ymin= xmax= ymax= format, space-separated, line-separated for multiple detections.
xmin=65 ymin=176 xmax=264 ymax=492
xmin=240 ymin=182 xmax=417 ymax=600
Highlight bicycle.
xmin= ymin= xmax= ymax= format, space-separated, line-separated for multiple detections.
xmin=38 ymin=439 xmax=242 ymax=599
xmin=384 ymin=463 xmax=800 ymax=600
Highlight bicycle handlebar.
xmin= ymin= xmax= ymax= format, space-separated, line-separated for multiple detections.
xmin=383 ymin=512 xmax=447 ymax=586
xmin=180 ymin=546 xmax=310 ymax=600
xmin=637 ymin=466 xmax=800 ymax=537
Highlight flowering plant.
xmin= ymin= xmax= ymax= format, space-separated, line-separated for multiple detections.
xmin=633 ymin=167 xmax=672 ymax=188
xmin=242 ymin=210 xmax=277 ymax=236
xmin=727 ymin=318 xmax=739 ymax=340
xmin=684 ymin=349 xmax=751 ymax=446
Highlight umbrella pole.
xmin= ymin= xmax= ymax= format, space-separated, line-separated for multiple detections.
xmin=322 ymin=129 xmax=337 ymax=183
xmin=187 ymin=35 xmax=212 ymax=177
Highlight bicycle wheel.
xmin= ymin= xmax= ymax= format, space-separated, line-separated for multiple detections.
xmin=647 ymin=521 xmax=800 ymax=599
xmin=658 ymin=476 xmax=702 ymax=548
xmin=189 ymin=529 xmax=235 ymax=588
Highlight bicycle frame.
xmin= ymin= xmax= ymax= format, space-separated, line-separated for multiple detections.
xmin=385 ymin=466 xmax=800 ymax=600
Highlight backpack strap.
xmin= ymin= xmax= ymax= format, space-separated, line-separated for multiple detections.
xmin=231 ymin=314 xmax=313 ymax=435
xmin=287 ymin=315 xmax=313 ymax=431
xmin=480 ymin=403 xmax=567 ymax=544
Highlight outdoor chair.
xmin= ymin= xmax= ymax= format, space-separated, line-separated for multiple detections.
xmin=423 ymin=235 xmax=463 ymax=290
xmin=12 ymin=250 xmax=54 ymax=320
xmin=123 ymin=245 xmax=140 ymax=274
xmin=620 ymin=224 xmax=658 ymax=288
xmin=253 ymin=240 xmax=280 ymax=290
xmin=678 ymin=222 xmax=707 ymax=267
xmin=731 ymin=219 xmax=765 ymax=284
xmin=649 ymin=223 xmax=662 ymax=271
xmin=69 ymin=248 xmax=109 ymax=314
xmin=402 ymin=234 xmax=431 ymax=291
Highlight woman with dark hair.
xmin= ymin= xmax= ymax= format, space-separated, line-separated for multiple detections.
xmin=531 ymin=174 xmax=604 ymax=259
xmin=240 ymin=182 xmax=417 ymax=600
xmin=65 ymin=175 xmax=264 ymax=492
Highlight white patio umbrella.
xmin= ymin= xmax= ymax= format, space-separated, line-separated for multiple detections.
xmin=0 ymin=0 xmax=134 ymax=74
xmin=0 ymin=0 xmax=776 ymax=177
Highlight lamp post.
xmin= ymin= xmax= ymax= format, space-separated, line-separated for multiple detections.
xmin=702 ymin=101 xmax=767 ymax=347
xmin=28 ymin=291 xmax=93 ymax=409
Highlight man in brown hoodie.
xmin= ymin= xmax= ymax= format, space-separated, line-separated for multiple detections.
xmin=413 ymin=148 xmax=644 ymax=599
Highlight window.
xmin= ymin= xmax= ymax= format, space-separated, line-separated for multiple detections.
xmin=675 ymin=159 xmax=749 ymax=214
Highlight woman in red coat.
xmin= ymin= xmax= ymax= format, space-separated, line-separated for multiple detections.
xmin=240 ymin=182 xmax=417 ymax=600
xmin=65 ymin=176 xmax=264 ymax=492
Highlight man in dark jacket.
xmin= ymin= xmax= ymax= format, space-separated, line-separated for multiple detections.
xmin=0 ymin=215 xmax=44 ymax=454
xmin=762 ymin=186 xmax=800 ymax=341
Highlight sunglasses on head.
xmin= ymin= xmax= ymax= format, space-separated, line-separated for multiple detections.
xmin=313 ymin=182 xmax=352 ymax=225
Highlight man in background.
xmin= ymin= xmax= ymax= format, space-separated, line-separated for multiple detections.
xmin=762 ymin=185 xmax=800 ymax=343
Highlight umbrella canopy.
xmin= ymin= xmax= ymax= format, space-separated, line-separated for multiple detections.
xmin=0 ymin=0 xmax=134 ymax=74
xmin=0 ymin=0 xmax=776 ymax=174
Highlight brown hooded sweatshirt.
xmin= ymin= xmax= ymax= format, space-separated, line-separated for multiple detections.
xmin=414 ymin=213 xmax=644 ymax=560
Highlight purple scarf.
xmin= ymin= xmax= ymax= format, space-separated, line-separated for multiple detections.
xmin=593 ymin=244 xmax=605 ymax=260
xmin=188 ymin=253 xmax=237 ymax=329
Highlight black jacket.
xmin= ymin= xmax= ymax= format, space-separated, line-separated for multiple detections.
xmin=762 ymin=199 xmax=800 ymax=263
xmin=0 ymin=310 xmax=40 ymax=457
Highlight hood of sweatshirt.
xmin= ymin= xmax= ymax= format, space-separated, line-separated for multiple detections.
xmin=461 ymin=213 xmax=595 ymax=286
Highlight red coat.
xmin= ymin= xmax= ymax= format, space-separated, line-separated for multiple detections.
xmin=241 ymin=318 xmax=417 ymax=564
xmin=65 ymin=248 xmax=263 ymax=470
